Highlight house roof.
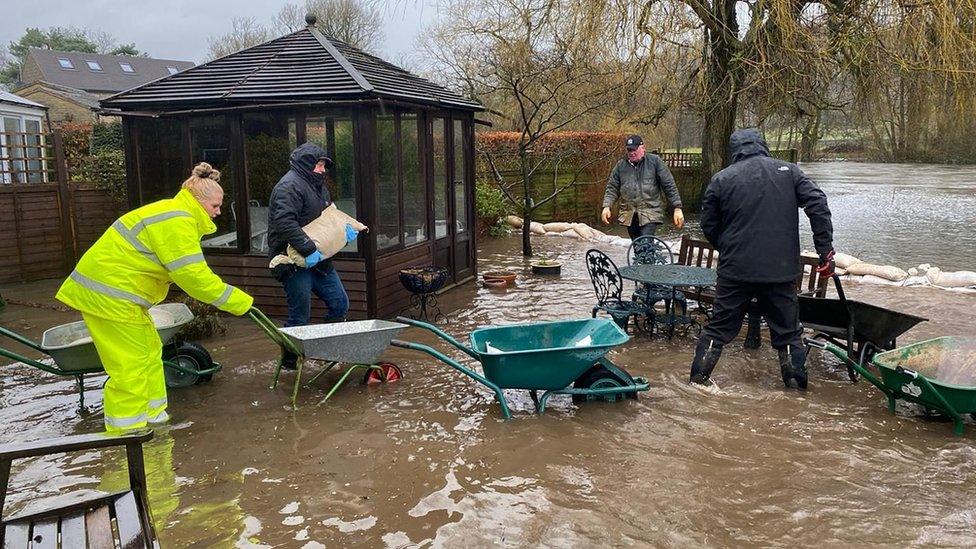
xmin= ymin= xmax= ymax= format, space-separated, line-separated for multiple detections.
xmin=0 ymin=89 xmax=47 ymax=110
xmin=25 ymin=48 xmax=195 ymax=93
xmin=100 ymin=26 xmax=483 ymax=112
xmin=23 ymin=81 xmax=102 ymax=110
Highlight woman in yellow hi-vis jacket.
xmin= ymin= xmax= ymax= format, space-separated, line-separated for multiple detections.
xmin=56 ymin=163 xmax=253 ymax=433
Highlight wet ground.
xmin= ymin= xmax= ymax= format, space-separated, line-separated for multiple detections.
xmin=2 ymin=235 xmax=976 ymax=547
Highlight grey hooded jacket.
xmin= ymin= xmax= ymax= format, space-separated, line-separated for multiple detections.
xmin=602 ymin=153 xmax=683 ymax=225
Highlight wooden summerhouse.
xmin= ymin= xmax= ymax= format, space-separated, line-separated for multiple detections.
xmin=100 ymin=16 xmax=484 ymax=319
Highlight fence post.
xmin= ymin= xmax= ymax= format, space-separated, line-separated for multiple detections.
xmin=52 ymin=129 xmax=77 ymax=268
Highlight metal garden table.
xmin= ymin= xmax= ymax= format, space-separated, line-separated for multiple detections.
xmin=618 ymin=264 xmax=717 ymax=338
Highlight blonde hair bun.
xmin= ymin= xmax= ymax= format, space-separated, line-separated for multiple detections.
xmin=191 ymin=162 xmax=220 ymax=182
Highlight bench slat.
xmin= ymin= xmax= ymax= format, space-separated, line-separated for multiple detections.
xmin=85 ymin=506 xmax=115 ymax=549
xmin=30 ymin=518 xmax=57 ymax=549
xmin=2 ymin=522 xmax=30 ymax=549
xmin=59 ymin=512 xmax=87 ymax=549
xmin=114 ymin=492 xmax=146 ymax=549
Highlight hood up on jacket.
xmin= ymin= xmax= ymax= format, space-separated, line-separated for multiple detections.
xmin=729 ymin=128 xmax=771 ymax=163
xmin=288 ymin=142 xmax=334 ymax=186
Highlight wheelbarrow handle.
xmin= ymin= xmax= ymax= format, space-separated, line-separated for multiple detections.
xmin=832 ymin=274 xmax=847 ymax=304
xmin=247 ymin=307 xmax=303 ymax=356
xmin=394 ymin=316 xmax=479 ymax=359
xmin=804 ymin=338 xmax=890 ymax=394
xmin=0 ymin=325 xmax=43 ymax=353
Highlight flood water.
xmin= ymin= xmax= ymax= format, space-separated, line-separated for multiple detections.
xmin=671 ymin=161 xmax=976 ymax=272
xmin=2 ymin=235 xmax=975 ymax=547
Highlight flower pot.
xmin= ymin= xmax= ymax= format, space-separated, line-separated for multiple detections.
xmin=482 ymin=271 xmax=517 ymax=285
xmin=531 ymin=261 xmax=562 ymax=275
xmin=483 ymin=278 xmax=509 ymax=289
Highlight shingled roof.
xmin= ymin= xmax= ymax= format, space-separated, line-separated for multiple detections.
xmin=24 ymin=49 xmax=194 ymax=93
xmin=101 ymin=25 xmax=482 ymax=112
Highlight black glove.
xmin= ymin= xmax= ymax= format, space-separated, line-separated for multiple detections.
xmin=816 ymin=249 xmax=836 ymax=278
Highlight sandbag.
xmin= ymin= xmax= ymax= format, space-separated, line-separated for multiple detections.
xmin=529 ymin=221 xmax=546 ymax=235
xmin=572 ymin=223 xmax=597 ymax=240
xmin=505 ymin=215 xmax=524 ymax=228
xmin=834 ymin=253 xmax=861 ymax=269
xmin=845 ymin=262 xmax=908 ymax=282
xmin=859 ymin=274 xmax=904 ymax=286
xmin=927 ymin=268 xmax=976 ymax=288
xmin=543 ymin=222 xmax=574 ymax=233
xmin=279 ymin=204 xmax=368 ymax=267
xmin=559 ymin=228 xmax=583 ymax=240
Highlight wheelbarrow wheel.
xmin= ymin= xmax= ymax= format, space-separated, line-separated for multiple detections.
xmin=363 ymin=362 xmax=403 ymax=385
xmin=572 ymin=364 xmax=637 ymax=404
xmin=164 ymin=341 xmax=213 ymax=388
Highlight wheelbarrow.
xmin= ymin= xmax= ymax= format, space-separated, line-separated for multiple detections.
xmin=247 ymin=308 xmax=407 ymax=408
xmin=0 ymin=303 xmax=220 ymax=410
xmin=800 ymin=275 xmax=927 ymax=381
xmin=807 ymin=336 xmax=976 ymax=435
xmin=390 ymin=316 xmax=649 ymax=419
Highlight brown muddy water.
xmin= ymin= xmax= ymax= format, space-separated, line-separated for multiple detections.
xmin=2 ymin=235 xmax=976 ymax=547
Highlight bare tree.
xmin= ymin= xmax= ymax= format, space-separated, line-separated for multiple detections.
xmin=424 ymin=0 xmax=652 ymax=256
xmin=206 ymin=17 xmax=272 ymax=60
xmin=273 ymin=0 xmax=385 ymax=53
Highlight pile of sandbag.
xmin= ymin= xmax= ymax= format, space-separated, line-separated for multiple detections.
xmin=503 ymin=216 xmax=630 ymax=246
xmin=925 ymin=267 xmax=976 ymax=289
xmin=807 ymin=251 xmax=976 ymax=291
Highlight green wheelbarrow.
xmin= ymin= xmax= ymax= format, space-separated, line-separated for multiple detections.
xmin=390 ymin=316 xmax=649 ymax=419
xmin=0 ymin=303 xmax=221 ymax=410
xmin=247 ymin=308 xmax=407 ymax=408
xmin=808 ymin=336 xmax=976 ymax=435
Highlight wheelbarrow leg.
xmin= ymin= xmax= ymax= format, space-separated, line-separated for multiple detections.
xmin=291 ymin=357 xmax=305 ymax=409
xmin=76 ymin=375 xmax=85 ymax=411
xmin=306 ymin=361 xmax=337 ymax=387
xmin=318 ymin=364 xmax=372 ymax=405
xmin=270 ymin=358 xmax=283 ymax=390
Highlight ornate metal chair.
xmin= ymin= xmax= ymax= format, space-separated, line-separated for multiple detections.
xmin=585 ymin=249 xmax=644 ymax=331
xmin=627 ymin=236 xmax=687 ymax=317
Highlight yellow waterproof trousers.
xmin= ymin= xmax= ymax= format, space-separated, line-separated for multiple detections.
xmin=83 ymin=312 xmax=167 ymax=433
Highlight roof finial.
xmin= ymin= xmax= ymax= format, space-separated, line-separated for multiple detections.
xmin=305 ymin=13 xmax=317 ymax=27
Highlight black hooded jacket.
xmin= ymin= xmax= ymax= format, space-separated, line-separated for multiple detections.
xmin=700 ymin=128 xmax=833 ymax=283
xmin=267 ymin=143 xmax=333 ymax=260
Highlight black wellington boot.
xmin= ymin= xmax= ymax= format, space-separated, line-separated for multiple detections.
xmin=689 ymin=338 xmax=724 ymax=386
xmin=280 ymin=350 xmax=298 ymax=371
xmin=778 ymin=345 xmax=808 ymax=389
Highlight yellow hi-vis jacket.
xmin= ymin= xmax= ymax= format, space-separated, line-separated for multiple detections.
xmin=57 ymin=189 xmax=253 ymax=322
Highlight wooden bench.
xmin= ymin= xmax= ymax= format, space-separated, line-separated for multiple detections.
xmin=677 ymin=234 xmax=829 ymax=347
xmin=1 ymin=430 xmax=158 ymax=549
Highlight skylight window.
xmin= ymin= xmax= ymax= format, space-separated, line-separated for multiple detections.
xmin=57 ymin=58 xmax=75 ymax=70
xmin=120 ymin=62 xmax=134 ymax=73
xmin=86 ymin=60 xmax=102 ymax=71
xmin=166 ymin=66 xmax=179 ymax=75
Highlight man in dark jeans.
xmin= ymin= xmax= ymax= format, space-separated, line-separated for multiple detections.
xmin=267 ymin=142 xmax=350 ymax=369
xmin=690 ymin=128 xmax=835 ymax=389
xmin=601 ymin=134 xmax=685 ymax=238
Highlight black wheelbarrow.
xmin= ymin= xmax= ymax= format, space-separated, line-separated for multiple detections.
xmin=800 ymin=275 xmax=927 ymax=382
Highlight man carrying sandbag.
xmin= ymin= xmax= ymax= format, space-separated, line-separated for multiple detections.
xmin=268 ymin=142 xmax=353 ymax=370
xmin=689 ymin=128 xmax=835 ymax=389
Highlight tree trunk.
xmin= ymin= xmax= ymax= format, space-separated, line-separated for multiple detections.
xmin=699 ymin=12 xmax=740 ymax=189
xmin=519 ymin=146 xmax=533 ymax=257
xmin=799 ymin=109 xmax=821 ymax=162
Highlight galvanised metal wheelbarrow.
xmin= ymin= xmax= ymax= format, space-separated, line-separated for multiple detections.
xmin=0 ymin=303 xmax=220 ymax=410
xmin=390 ymin=316 xmax=649 ymax=419
xmin=248 ymin=308 xmax=407 ymax=408
xmin=808 ymin=336 xmax=976 ymax=435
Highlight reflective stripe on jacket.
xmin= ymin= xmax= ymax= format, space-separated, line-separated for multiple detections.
xmin=57 ymin=189 xmax=253 ymax=322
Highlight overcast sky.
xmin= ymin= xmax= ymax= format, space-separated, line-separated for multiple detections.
xmin=1 ymin=0 xmax=440 ymax=65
